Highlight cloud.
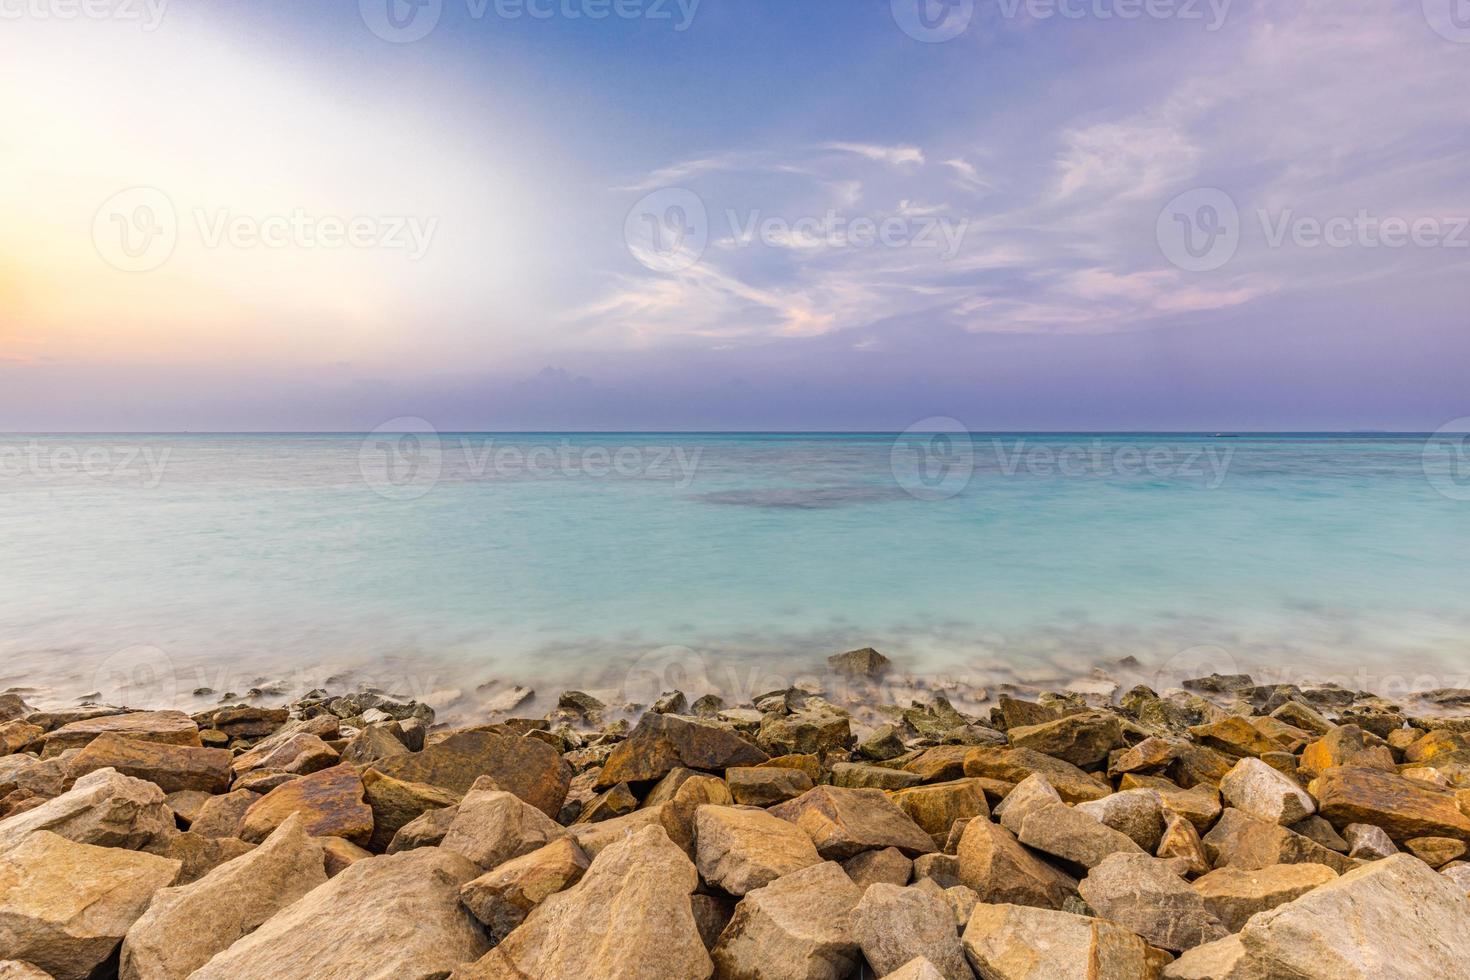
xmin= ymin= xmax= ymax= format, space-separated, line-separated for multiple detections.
xmin=824 ymin=143 xmax=927 ymax=167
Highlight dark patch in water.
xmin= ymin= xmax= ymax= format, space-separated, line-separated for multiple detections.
xmin=694 ymin=485 xmax=910 ymax=509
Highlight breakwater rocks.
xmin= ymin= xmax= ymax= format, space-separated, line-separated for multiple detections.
xmin=3 ymin=655 xmax=1470 ymax=978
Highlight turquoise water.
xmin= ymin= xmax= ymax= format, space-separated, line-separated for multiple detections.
xmin=2 ymin=433 xmax=1468 ymax=716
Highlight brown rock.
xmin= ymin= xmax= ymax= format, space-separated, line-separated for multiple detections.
xmin=66 ymin=734 xmax=232 ymax=794
xmin=1404 ymin=836 xmax=1467 ymax=867
xmin=141 ymin=832 xmax=254 ymax=886
xmin=770 ymin=786 xmax=936 ymax=859
xmin=962 ymin=748 xmax=1109 ymax=804
xmin=1314 ymin=765 xmax=1470 ymax=842
xmin=756 ymin=753 xmax=823 ymax=783
xmin=238 ymin=766 xmax=373 ymax=845
xmin=661 ymin=772 xmax=735 ymax=854
xmin=711 ymin=861 xmax=864 ymax=980
xmin=0 ymin=767 xmax=175 ymax=851
xmin=0 ymin=722 xmax=42 ymax=756
xmin=188 ymin=789 xmax=259 ymax=839
xmin=229 ymin=732 xmax=338 ymax=777
xmin=1016 ymin=801 xmax=1146 ymax=870
xmin=42 ymin=711 xmax=200 ymax=758
xmin=596 ymin=714 xmax=767 ymax=789
xmin=727 ymin=766 xmax=813 ymax=806
xmin=691 ymin=893 xmax=734 ymax=950
xmin=1187 ymin=717 xmax=1277 ymax=759
xmin=1156 ymin=811 xmax=1211 ymax=876
xmin=1119 ymin=774 xmax=1222 ymax=832
xmin=459 ymin=837 xmax=589 ymax=941
xmin=962 ymin=902 xmax=1164 ymax=979
xmin=1403 ymin=729 xmax=1470 ymax=766
xmin=360 ymin=768 xmax=460 ymax=853
xmin=369 ymin=729 xmax=571 ymax=817
xmin=828 ymin=646 xmax=891 ymax=678
xmin=955 ymin=819 xmax=1077 ymax=910
xmin=1218 ymin=756 xmax=1314 ymax=826
xmin=573 ymin=782 xmax=638 ymax=823
xmin=903 ymin=746 xmax=975 ymax=783
xmin=1343 ymin=822 xmax=1398 ymax=860
xmin=695 ymin=804 xmax=822 ymax=895
xmin=1078 ymin=853 xmax=1228 ymax=952
xmin=0 ymin=961 xmax=52 ymax=979
xmin=387 ymin=802 xmax=458 ymax=853
xmin=889 ymin=779 xmax=990 ymax=848
xmin=441 ymin=780 xmax=567 ymax=870
xmin=1299 ymin=726 xmax=1396 ymax=778
xmin=832 ymin=762 xmax=922 ymax=791
xmin=851 ymin=884 xmax=974 ymax=980
xmin=758 ymin=702 xmax=854 ymax=758
xmin=1075 ymin=789 xmax=1167 ymax=852
xmin=566 ymin=806 xmax=667 ymax=858
xmin=1006 ymin=712 xmax=1125 ymax=769
xmin=1200 ymin=808 xmax=1357 ymax=874
xmin=1191 ymin=863 xmax=1339 ymax=932
xmin=994 ymin=695 xmax=1060 ymax=731
xmin=338 ymin=723 xmax=410 ymax=766
xmin=318 ymin=836 xmax=371 ymax=876
xmin=208 ymin=707 xmax=288 ymax=740
xmin=843 ymin=846 xmax=913 ymax=889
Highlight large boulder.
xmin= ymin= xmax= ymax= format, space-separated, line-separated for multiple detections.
xmin=711 ymin=861 xmax=864 ymax=980
xmin=188 ymin=789 xmax=259 ymax=839
xmin=0 ymin=831 xmax=181 ymax=980
xmin=119 ymin=813 xmax=327 ymax=980
xmin=1201 ymin=808 xmax=1356 ymax=874
xmin=1191 ymin=863 xmax=1339 ymax=932
xmin=827 ymin=647 xmax=891 ymax=679
xmin=1313 ymin=766 xmax=1470 ymax=842
xmin=191 ymin=846 xmax=488 ymax=979
xmin=1118 ymin=774 xmax=1222 ymax=832
xmin=459 ymin=837 xmax=589 ymax=942
xmin=727 ymin=766 xmax=813 ymax=807
xmin=441 ymin=780 xmax=567 ymax=871
xmin=1075 ymin=789 xmax=1167 ymax=852
xmin=360 ymin=769 xmax=459 ymax=853
xmin=66 ymin=734 xmax=232 ymax=794
xmin=758 ymin=702 xmax=854 ymax=758
xmin=1005 ymin=712 xmax=1125 ymax=769
xmin=596 ymin=714 xmax=767 ymax=789
xmin=955 ymin=819 xmax=1076 ymax=910
xmin=1077 ymin=853 xmax=1228 ymax=952
xmin=229 ymin=732 xmax=338 ymax=777
xmin=42 ymin=712 xmax=200 ymax=758
xmin=1015 ymin=801 xmax=1145 ymax=871
xmin=694 ymin=805 xmax=822 ymax=896
xmin=890 ymin=779 xmax=991 ymax=849
xmin=850 ymin=884 xmax=974 ymax=980
xmin=0 ymin=768 xmax=175 ymax=851
xmin=369 ymin=730 xmax=571 ymax=817
xmin=1298 ymin=726 xmax=1395 ymax=778
xmin=961 ymin=902 xmax=1165 ymax=979
xmin=453 ymin=825 xmax=711 ymax=979
xmin=770 ymin=786 xmax=936 ymax=859
xmin=962 ymin=748 xmax=1110 ymax=804
xmin=237 ymin=766 xmax=373 ymax=845
xmin=1219 ymin=757 xmax=1314 ymax=826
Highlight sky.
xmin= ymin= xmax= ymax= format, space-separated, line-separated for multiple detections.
xmin=2 ymin=0 xmax=1468 ymax=431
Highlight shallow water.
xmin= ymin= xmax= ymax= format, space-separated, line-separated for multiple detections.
xmin=2 ymin=432 xmax=1468 ymax=718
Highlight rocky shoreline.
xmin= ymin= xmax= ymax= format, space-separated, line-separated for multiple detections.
xmin=3 ymin=647 xmax=1470 ymax=978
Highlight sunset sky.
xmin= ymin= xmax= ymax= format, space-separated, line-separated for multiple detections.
xmin=3 ymin=0 xmax=1468 ymax=430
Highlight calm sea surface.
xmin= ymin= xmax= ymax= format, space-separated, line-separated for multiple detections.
xmin=2 ymin=433 xmax=1468 ymax=716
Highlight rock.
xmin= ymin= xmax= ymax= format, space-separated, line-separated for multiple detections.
xmin=1109 ymin=735 xmax=1184 ymax=776
xmin=337 ymin=723 xmax=410 ymax=766
xmin=230 ymin=732 xmax=338 ymax=777
xmin=1006 ymin=712 xmax=1125 ymax=769
xmin=0 ymin=768 xmax=175 ymax=851
xmin=695 ymin=804 xmax=822 ymax=895
xmin=1075 ymin=789 xmax=1167 ymax=852
xmin=1211 ymin=854 xmax=1470 ymax=977
xmin=994 ymin=696 xmax=1061 ymax=731
xmin=1269 ymin=700 xmax=1334 ymax=737
xmin=1078 ymin=853 xmax=1228 ymax=952
xmin=1201 ymin=808 xmax=1356 ymax=874
xmin=832 ymin=762 xmax=922 ymax=791
xmin=370 ymin=729 xmax=571 ymax=816
xmin=903 ymin=746 xmax=975 ymax=783
xmin=1404 ymin=836 xmax=1466 ymax=867
xmin=459 ymin=837 xmax=589 ymax=941
xmin=1184 ymin=673 xmax=1254 ymax=695
xmin=573 ymin=782 xmax=638 ymax=823
xmin=188 ymin=789 xmax=259 ymax=839
xmin=851 ymin=884 xmax=974 ymax=980
xmin=844 ymin=846 xmax=913 ymax=889
xmin=889 ymin=779 xmax=990 ymax=849
xmin=883 ymin=958 xmax=947 ymax=980
xmin=1161 ymin=935 xmax=1250 ymax=978
xmin=1219 ymin=757 xmax=1314 ymax=826
xmin=1191 ymin=863 xmax=1339 ymax=932
xmin=955 ymin=819 xmax=1076 ymax=910
xmin=0 ymin=722 xmax=41 ymax=756
xmin=770 ymin=786 xmax=936 ymax=859
xmin=1119 ymin=774 xmax=1222 ymax=832
xmin=557 ymin=690 xmax=605 ymax=721
xmin=828 ymin=647 xmax=891 ymax=679
xmin=1299 ymin=726 xmax=1396 ymax=778
xmin=913 ymin=852 xmax=962 ymax=888
xmin=65 ymin=734 xmax=231 ymax=795
xmin=567 ymin=806 xmax=667 ymax=858
xmin=42 ymin=711 xmax=200 ymax=758
xmin=1187 ymin=717 xmax=1278 ymax=760
xmin=119 ymin=813 xmax=326 ymax=980
xmin=961 ymin=902 xmax=1164 ymax=979
xmin=962 ymin=748 xmax=1110 ymax=804
xmin=1016 ymin=801 xmax=1145 ymax=870
xmin=727 ymin=766 xmax=813 ymax=806
xmin=711 ymin=861 xmax=864 ymax=980
xmin=318 ymin=836 xmax=371 ymax=876
xmin=1343 ymin=822 xmax=1398 ymax=860
xmin=1314 ymin=765 xmax=1470 ymax=841
xmin=0 ymin=831 xmax=180 ymax=980
xmin=691 ymin=694 xmax=724 ymax=717
xmin=387 ymin=802 xmax=458 ymax=853
xmin=191 ymin=845 xmax=488 ymax=980
xmin=141 ymin=832 xmax=253 ymax=886
xmin=1441 ymin=862 xmax=1470 ymax=894
xmin=232 ymin=770 xmax=298 ymax=793
xmin=596 ymin=714 xmax=767 ymax=788
xmin=1403 ymin=729 xmax=1470 ymax=766
xmin=0 ymin=962 xmax=52 ymax=979
xmin=441 ymin=780 xmax=567 ymax=871
xmin=208 ymin=706 xmax=288 ymax=740
xmin=758 ymin=702 xmax=854 ymax=758
xmin=237 ymin=766 xmax=373 ymax=845
xmin=1156 ymin=811 xmax=1211 ymax=876
xmin=163 ymin=789 xmax=210 ymax=826
xmin=361 ymin=768 xmax=460 ymax=852
xmin=661 ymin=773 xmax=736 ymax=854
xmin=1287 ymin=814 xmax=1349 ymax=852
xmin=992 ymin=775 xmax=1064 ymax=838
xmin=455 ymin=825 xmax=710 ymax=979
xmin=859 ymin=725 xmax=908 ymax=761
xmin=691 ymin=892 xmax=734 ymax=949
xmin=651 ymin=690 xmax=689 ymax=715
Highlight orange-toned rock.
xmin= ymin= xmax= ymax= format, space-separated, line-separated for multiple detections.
xmin=1299 ymin=725 xmax=1396 ymax=778
xmin=962 ymin=747 xmax=1109 ymax=804
xmin=771 ymin=786 xmax=935 ymax=859
xmin=66 ymin=733 xmax=232 ymax=793
xmin=369 ymin=729 xmax=570 ymax=817
xmin=238 ymin=766 xmax=373 ymax=845
xmin=1314 ymin=765 xmax=1470 ymax=842
xmin=42 ymin=711 xmax=200 ymax=758
xmin=597 ymin=714 xmax=767 ymax=789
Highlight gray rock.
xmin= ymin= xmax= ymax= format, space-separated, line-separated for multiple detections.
xmin=1219 ymin=757 xmax=1314 ymax=825
xmin=1075 ymin=789 xmax=1167 ymax=852
xmin=1343 ymin=823 xmax=1398 ymax=861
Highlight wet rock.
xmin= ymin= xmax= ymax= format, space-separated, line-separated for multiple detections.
xmin=1313 ymin=765 xmax=1470 ymax=841
xmin=712 ymin=860 xmax=864 ymax=980
xmin=0 ymin=831 xmax=180 ymax=980
xmin=192 ymin=845 xmax=488 ymax=980
xmin=1403 ymin=836 xmax=1466 ymax=867
xmin=859 ymin=725 xmax=908 ymax=761
xmin=1219 ymin=756 xmax=1314 ymax=825
xmin=1201 ymin=808 xmax=1356 ymax=874
xmin=832 ymin=762 xmax=922 ymax=791
xmin=727 ymin=765 xmax=813 ymax=806
xmin=119 ymin=813 xmax=327 ymax=980
xmin=238 ymin=766 xmax=373 ymax=846
xmin=596 ymin=714 xmax=767 ymax=788
xmin=961 ymin=902 xmax=1164 ymax=980
xmin=459 ymin=837 xmax=589 ymax=942
xmin=455 ymin=825 xmax=710 ymax=979
xmin=889 ymin=778 xmax=990 ymax=849
xmin=695 ymin=804 xmax=822 ymax=895
xmin=1298 ymin=725 xmax=1395 ymax=777
xmin=188 ymin=789 xmax=259 ymax=839
xmin=42 ymin=711 xmax=201 ymax=758
xmin=771 ymin=786 xmax=936 ymax=859
xmin=962 ymin=747 xmax=1110 ymax=804
xmin=1343 ymin=822 xmax=1397 ymax=860
xmin=65 ymin=734 xmax=231 ymax=795
xmin=371 ymin=729 xmax=571 ymax=817
xmin=851 ymin=884 xmax=974 ymax=980
xmin=360 ymin=768 xmax=460 ymax=852
xmin=1078 ymin=853 xmax=1228 ymax=952
xmin=0 ymin=767 xmax=175 ymax=851
xmin=1016 ymin=801 xmax=1146 ymax=871
xmin=1006 ymin=712 xmax=1125 ymax=769
xmin=387 ymin=802 xmax=458 ymax=853
xmin=1076 ymin=789 xmax=1167 ymax=852
xmin=828 ymin=646 xmax=892 ymax=679
xmin=441 ymin=779 xmax=567 ymax=871
xmin=955 ymin=819 xmax=1077 ymax=910
xmin=758 ymin=701 xmax=854 ymax=758
xmin=1191 ymin=863 xmax=1339 ymax=932
xmin=844 ymin=846 xmax=913 ymax=889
